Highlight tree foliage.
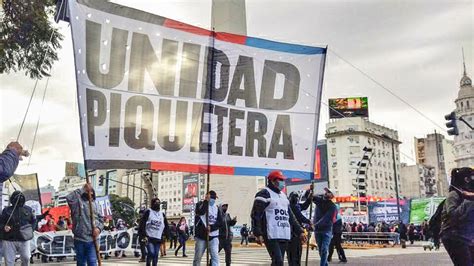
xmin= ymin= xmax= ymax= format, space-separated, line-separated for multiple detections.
xmin=109 ymin=194 xmax=136 ymax=227
xmin=0 ymin=0 xmax=63 ymax=79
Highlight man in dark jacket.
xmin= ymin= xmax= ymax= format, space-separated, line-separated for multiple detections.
xmin=328 ymin=207 xmax=347 ymax=263
xmin=287 ymin=192 xmax=312 ymax=266
xmin=251 ymin=171 xmax=305 ymax=266
xmin=169 ymin=222 xmax=178 ymax=249
xmin=193 ymin=190 xmax=224 ymax=266
xmin=440 ymin=167 xmax=474 ymax=266
xmin=240 ymin=224 xmax=249 ymax=246
xmin=306 ymin=187 xmax=337 ymax=266
xmin=219 ymin=203 xmax=237 ymax=266
xmin=0 ymin=191 xmax=35 ymax=266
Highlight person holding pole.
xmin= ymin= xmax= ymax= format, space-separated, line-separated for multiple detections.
xmin=193 ymin=190 xmax=224 ymax=266
xmin=66 ymin=183 xmax=104 ymax=266
xmin=287 ymin=192 xmax=312 ymax=266
xmin=304 ymin=187 xmax=337 ymax=266
xmin=250 ymin=170 xmax=306 ymax=266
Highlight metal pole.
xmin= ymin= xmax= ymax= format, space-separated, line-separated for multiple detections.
xmin=206 ymin=173 xmax=210 ymax=265
xmin=305 ymin=181 xmax=315 ymax=266
xmin=391 ymin=140 xmax=401 ymax=222
xmin=85 ymin=176 xmax=102 ymax=266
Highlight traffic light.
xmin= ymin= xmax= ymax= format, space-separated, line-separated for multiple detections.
xmin=445 ymin=112 xmax=459 ymax=136
xmin=98 ymin=175 xmax=104 ymax=186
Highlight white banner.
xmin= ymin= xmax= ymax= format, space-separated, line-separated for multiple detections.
xmin=33 ymin=229 xmax=140 ymax=256
xmin=68 ymin=0 xmax=326 ymax=179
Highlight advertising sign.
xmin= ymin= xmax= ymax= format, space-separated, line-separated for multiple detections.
xmin=329 ymin=97 xmax=369 ymax=119
xmin=410 ymin=197 xmax=445 ymax=224
xmin=183 ymin=174 xmax=199 ymax=213
xmin=68 ymin=0 xmax=326 ymax=179
xmin=368 ymin=200 xmax=410 ymax=224
xmin=65 ymin=162 xmax=86 ymax=177
xmin=8 ymin=173 xmax=42 ymax=205
xmin=96 ymin=195 xmax=113 ymax=219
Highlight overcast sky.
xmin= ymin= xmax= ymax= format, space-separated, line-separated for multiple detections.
xmin=0 ymin=0 xmax=472 ymax=188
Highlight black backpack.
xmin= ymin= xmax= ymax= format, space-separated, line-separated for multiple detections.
xmin=427 ymin=199 xmax=445 ymax=238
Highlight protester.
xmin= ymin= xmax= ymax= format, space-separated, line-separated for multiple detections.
xmin=66 ymin=183 xmax=104 ymax=266
xmin=39 ymin=219 xmax=56 ymax=233
xmin=328 ymin=206 xmax=347 ymax=263
xmin=407 ymin=223 xmax=416 ymax=244
xmin=138 ymin=197 xmax=170 ymax=266
xmin=160 ymin=231 xmax=167 ymax=257
xmin=306 ymin=187 xmax=337 ymax=266
xmin=137 ymin=209 xmax=147 ymax=263
xmin=240 ymin=224 xmax=250 ymax=246
xmin=399 ymin=222 xmax=408 ymax=248
xmin=115 ymin=219 xmax=128 ymax=258
xmin=0 ymin=191 xmax=35 ymax=266
xmin=219 ymin=203 xmax=237 ymax=266
xmin=287 ymin=192 xmax=312 ymax=266
xmin=440 ymin=167 xmax=474 ymax=266
xmin=169 ymin=221 xmax=178 ymax=250
xmin=0 ymin=141 xmax=27 ymax=264
xmin=251 ymin=171 xmax=305 ymax=266
xmin=193 ymin=191 xmax=224 ymax=266
xmin=56 ymin=216 xmax=68 ymax=231
xmin=175 ymin=217 xmax=189 ymax=257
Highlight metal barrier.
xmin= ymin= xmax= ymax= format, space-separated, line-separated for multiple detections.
xmin=342 ymin=232 xmax=400 ymax=246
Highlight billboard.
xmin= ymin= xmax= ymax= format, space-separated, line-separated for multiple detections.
xmin=68 ymin=0 xmax=327 ymax=179
xmin=368 ymin=200 xmax=410 ymax=224
xmin=8 ymin=173 xmax=42 ymax=205
xmin=65 ymin=162 xmax=86 ymax=177
xmin=410 ymin=197 xmax=444 ymax=224
xmin=329 ymin=97 xmax=368 ymax=119
xmin=182 ymin=174 xmax=199 ymax=213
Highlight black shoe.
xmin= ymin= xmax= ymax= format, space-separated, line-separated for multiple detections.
xmin=327 ymin=258 xmax=332 ymax=262
xmin=183 ymin=254 xmax=188 ymax=257
xmin=340 ymin=259 xmax=348 ymax=263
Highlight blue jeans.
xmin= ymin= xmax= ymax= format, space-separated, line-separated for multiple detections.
xmin=315 ymin=232 xmax=333 ymax=266
xmin=193 ymin=237 xmax=219 ymax=266
xmin=74 ymin=240 xmax=97 ymax=266
xmin=146 ymin=239 xmax=161 ymax=266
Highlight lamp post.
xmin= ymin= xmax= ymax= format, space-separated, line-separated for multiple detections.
xmin=381 ymin=134 xmax=401 ymax=222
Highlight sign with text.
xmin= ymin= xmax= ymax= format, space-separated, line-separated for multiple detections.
xmin=68 ymin=0 xmax=326 ymax=179
xmin=329 ymin=97 xmax=368 ymax=119
xmin=182 ymin=174 xmax=199 ymax=213
xmin=410 ymin=197 xmax=444 ymax=225
xmin=368 ymin=200 xmax=410 ymax=224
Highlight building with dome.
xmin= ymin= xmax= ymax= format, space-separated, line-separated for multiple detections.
xmin=453 ymin=57 xmax=474 ymax=167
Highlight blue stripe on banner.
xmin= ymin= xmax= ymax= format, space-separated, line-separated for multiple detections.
xmin=246 ymin=37 xmax=326 ymax=55
xmin=234 ymin=167 xmax=314 ymax=179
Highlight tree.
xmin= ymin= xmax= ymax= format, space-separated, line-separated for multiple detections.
xmin=0 ymin=0 xmax=63 ymax=79
xmin=109 ymin=194 xmax=136 ymax=227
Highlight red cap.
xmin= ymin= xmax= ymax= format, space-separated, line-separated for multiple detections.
xmin=267 ymin=170 xmax=286 ymax=181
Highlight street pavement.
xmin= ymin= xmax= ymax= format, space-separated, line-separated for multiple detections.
xmin=35 ymin=245 xmax=452 ymax=265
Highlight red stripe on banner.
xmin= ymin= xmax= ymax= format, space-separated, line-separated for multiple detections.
xmin=150 ymin=162 xmax=234 ymax=175
xmin=314 ymin=149 xmax=321 ymax=179
xmin=215 ymin=32 xmax=247 ymax=44
xmin=163 ymin=19 xmax=212 ymax=36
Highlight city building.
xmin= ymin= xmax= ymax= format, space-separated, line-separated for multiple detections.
xmin=326 ymin=117 xmax=402 ymax=198
xmin=400 ymin=163 xmax=437 ymax=199
xmin=414 ymin=133 xmax=455 ymax=196
xmin=453 ymin=58 xmax=474 ymax=167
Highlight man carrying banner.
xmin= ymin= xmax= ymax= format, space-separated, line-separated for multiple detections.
xmin=304 ymin=187 xmax=337 ymax=266
xmin=251 ymin=171 xmax=305 ymax=266
xmin=66 ymin=183 xmax=104 ymax=266
xmin=193 ymin=191 xmax=224 ymax=266
xmin=138 ymin=197 xmax=170 ymax=266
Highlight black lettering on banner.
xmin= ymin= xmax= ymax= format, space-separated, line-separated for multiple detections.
xmin=86 ymin=88 xmax=107 ymax=146
xmin=124 ymin=95 xmax=155 ymax=150
xmin=259 ymin=60 xmax=300 ymax=110
xmin=228 ymin=109 xmax=245 ymax=156
xmin=86 ymin=21 xmax=127 ymax=89
xmin=109 ymin=93 xmax=122 ymax=147
xmin=214 ymin=105 xmax=228 ymax=154
xmin=268 ymin=114 xmax=294 ymax=159
xmin=246 ymin=111 xmax=267 ymax=157
xmin=202 ymin=47 xmax=230 ymax=102
xmin=227 ymin=56 xmax=258 ymax=108
xmin=157 ymin=99 xmax=188 ymax=151
xmin=128 ymin=34 xmax=178 ymax=95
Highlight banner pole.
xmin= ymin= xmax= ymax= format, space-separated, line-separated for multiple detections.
xmin=305 ymin=181 xmax=314 ymax=266
xmin=86 ymin=175 xmax=102 ymax=266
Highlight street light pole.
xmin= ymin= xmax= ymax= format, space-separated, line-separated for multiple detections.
xmin=382 ymin=134 xmax=401 ymax=222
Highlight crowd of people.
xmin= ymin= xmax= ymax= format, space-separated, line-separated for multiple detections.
xmin=1 ymin=142 xmax=473 ymax=266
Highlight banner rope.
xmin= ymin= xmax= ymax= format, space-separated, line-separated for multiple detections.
xmin=27 ymin=76 xmax=50 ymax=166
